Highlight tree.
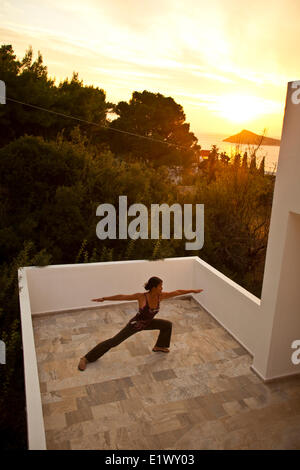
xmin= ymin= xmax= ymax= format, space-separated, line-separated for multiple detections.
xmin=0 ymin=135 xmax=90 ymax=263
xmin=193 ymin=163 xmax=274 ymax=296
xmin=258 ymin=156 xmax=265 ymax=176
xmin=220 ymin=151 xmax=230 ymax=165
xmin=0 ymin=45 xmax=58 ymax=144
xmin=109 ymin=90 xmax=200 ymax=168
xmin=233 ymin=152 xmax=241 ymax=169
xmin=0 ymin=45 xmax=111 ymax=147
xmin=242 ymin=151 xmax=248 ymax=169
xmin=0 ymin=44 xmax=20 ymax=75
xmin=207 ymin=145 xmax=219 ymax=182
xmin=54 ymin=72 xmax=110 ymax=141
xmin=249 ymin=152 xmax=257 ymax=173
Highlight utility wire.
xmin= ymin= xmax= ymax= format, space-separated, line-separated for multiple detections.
xmin=6 ymin=97 xmax=198 ymax=152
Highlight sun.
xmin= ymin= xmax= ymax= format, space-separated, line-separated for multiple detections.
xmin=217 ymin=94 xmax=270 ymax=124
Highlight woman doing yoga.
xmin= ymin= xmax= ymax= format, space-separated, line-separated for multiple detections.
xmin=78 ymin=276 xmax=203 ymax=371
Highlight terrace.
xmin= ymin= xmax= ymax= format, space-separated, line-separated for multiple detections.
xmin=18 ymin=81 xmax=300 ymax=449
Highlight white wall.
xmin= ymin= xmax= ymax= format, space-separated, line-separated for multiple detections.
xmin=266 ymin=212 xmax=300 ymax=377
xmin=26 ymin=257 xmax=195 ymax=315
xmin=26 ymin=256 xmax=261 ymax=358
xmin=18 ymin=268 xmax=47 ymax=450
xmin=252 ymin=81 xmax=300 ymax=380
xmin=193 ymin=257 xmax=260 ymax=355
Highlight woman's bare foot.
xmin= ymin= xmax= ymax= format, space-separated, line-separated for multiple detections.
xmin=78 ymin=357 xmax=88 ymax=371
xmin=152 ymin=347 xmax=170 ymax=353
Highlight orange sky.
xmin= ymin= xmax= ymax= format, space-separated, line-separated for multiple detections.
xmin=1 ymin=0 xmax=299 ymax=139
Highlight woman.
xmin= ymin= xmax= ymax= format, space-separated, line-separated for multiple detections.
xmin=78 ymin=276 xmax=203 ymax=371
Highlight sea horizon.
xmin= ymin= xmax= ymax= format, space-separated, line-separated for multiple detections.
xmin=195 ymin=131 xmax=280 ymax=173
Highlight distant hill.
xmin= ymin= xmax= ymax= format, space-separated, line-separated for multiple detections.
xmin=223 ymin=129 xmax=281 ymax=146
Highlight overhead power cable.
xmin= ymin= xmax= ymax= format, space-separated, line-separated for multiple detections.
xmin=6 ymin=97 xmax=198 ymax=152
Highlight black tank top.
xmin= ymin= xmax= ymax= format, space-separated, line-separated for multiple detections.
xmin=128 ymin=292 xmax=160 ymax=330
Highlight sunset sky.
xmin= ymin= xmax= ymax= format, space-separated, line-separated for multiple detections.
xmin=1 ymin=0 xmax=299 ymax=139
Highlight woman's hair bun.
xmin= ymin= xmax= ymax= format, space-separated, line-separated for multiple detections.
xmin=144 ymin=276 xmax=162 ymax=291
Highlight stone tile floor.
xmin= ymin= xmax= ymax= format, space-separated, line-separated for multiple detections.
xmin=32 ymin=296 xmax=300 ymax=450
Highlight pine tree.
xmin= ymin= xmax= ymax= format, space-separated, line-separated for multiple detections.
xmin=208 ymin=145 xmax=218 ymax=182
xmin=242 ymin=152 xmax=248 ymax=169
xmin=250 ymin=153 xmax=257 ymax=174
xmin=233 ymin=153 xmax=241 ymax=168
xmin=220 ymin=152 xmax=229 ymax=165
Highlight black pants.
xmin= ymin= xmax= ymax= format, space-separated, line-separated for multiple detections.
xmin=84 ymin=318 xmax=172 ymax=363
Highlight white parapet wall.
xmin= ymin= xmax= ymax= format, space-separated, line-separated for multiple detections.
xmin=25 ymin=255 xmax=261 ymax=356
xmin=192 ymin=257 xmax=260 ymax=356
xmin=18 ymin=268 xmax=47 ymax=450
xmin=25 ymin=257 xmax=195 ymax=315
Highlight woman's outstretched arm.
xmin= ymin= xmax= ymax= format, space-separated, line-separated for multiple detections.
xmin=160 ymin=289 xmax=203 ymax=300
xmin=91 ymin=293 xmax=142 ymax=302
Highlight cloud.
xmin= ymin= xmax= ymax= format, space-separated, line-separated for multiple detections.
xmin=1 ymin=0 xmax=295 ymax=135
